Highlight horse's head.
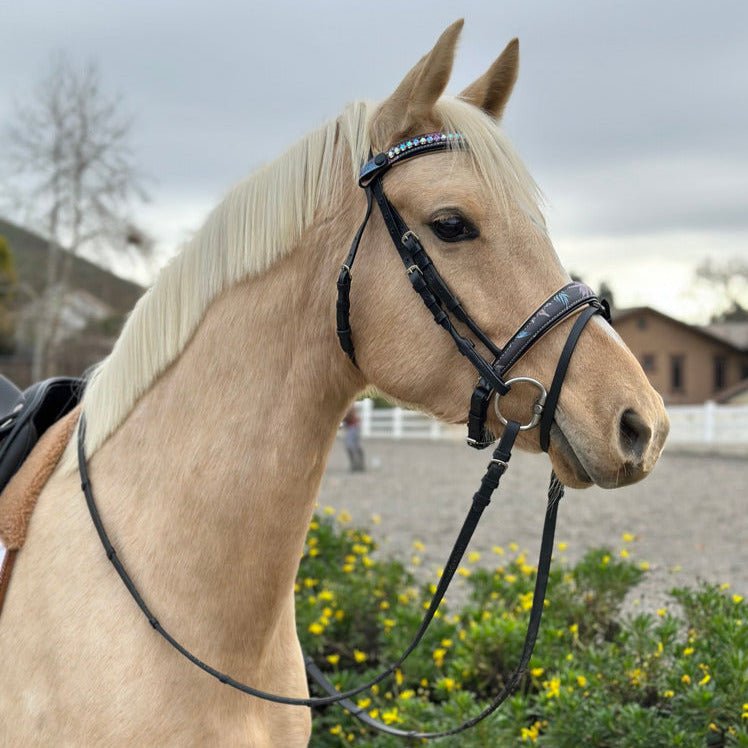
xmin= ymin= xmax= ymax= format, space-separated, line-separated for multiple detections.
xmin=347 ymin=20 xmax=669 ymax=489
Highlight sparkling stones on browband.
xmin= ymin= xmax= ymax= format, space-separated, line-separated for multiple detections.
xmin=386 ymin=131 xmax=465 ymax=160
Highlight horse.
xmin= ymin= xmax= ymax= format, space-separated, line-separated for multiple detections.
xmin=0 ymin=20 xmax=669 ymax=746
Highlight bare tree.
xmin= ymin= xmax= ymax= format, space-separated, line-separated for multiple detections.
xmin=2 ymin=55 xmax=149 ymax=379
xmin=695 ymin=257 xmax=748 ymax=322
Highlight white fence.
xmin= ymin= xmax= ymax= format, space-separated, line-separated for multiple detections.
xmin=353 ymin=399 xmax=748 ymax=446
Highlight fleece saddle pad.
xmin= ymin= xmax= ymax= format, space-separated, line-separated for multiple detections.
xmin=0 ymin=407 xmax=80 ymax=616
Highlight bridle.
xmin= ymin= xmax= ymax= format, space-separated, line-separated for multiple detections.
xmin=78 ymin=130 xmax=610 ymax=740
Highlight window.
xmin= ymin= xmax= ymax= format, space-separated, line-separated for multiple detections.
xmin=670 ymin=355 xmax=685 ymax=393
xmin=641 ymin=354 xmax=656 ymax=373
xmin=714 ymin=356 xmax=727 ymax=392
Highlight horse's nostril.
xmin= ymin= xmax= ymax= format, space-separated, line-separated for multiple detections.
xmin=618 ymin=409 xmax=652 ymax=463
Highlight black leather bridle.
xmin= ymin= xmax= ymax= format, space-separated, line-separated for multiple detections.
xmin=78 ymin=131 xmax=610 ymax=740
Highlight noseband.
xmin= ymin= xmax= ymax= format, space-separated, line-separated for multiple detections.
xmin=78 ymin=131 xmax=610 ymax=741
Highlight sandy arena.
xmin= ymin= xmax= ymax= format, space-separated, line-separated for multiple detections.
xmin=318 ymin=439 xmax=747 ymax=608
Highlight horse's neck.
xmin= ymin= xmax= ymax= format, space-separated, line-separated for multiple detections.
xmin=87 ymin=231 xmax=361 ymax=672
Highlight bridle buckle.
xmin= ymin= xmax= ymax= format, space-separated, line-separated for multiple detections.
xmin=401 ymin=230 xmax=419 ymax=245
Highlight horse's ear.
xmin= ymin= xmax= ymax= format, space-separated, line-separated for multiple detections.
xmin=370 ymin=19 xmax=463 ymax=148
xmin=459 ymin=38 xmax=519 ymax=119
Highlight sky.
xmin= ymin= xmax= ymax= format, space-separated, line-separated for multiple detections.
xmin=1 ymin=0 xmax=747 ymax=322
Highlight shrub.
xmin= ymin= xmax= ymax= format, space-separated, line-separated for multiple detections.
xmin=297 ymin=510 xmax=748 ymax=747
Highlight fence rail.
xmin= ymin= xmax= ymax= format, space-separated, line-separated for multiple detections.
xmin=351 ymin=399 xmax=748 ymax=446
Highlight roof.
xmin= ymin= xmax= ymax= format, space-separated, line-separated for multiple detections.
xmin=613 ymin=306 xmax=748 ymax=355
xmin=714 ymin=377 xmax=748 ymax=403
xmin=0 ymin=217 xmax=144 ymax=316
xmin=703 ymin=322 xmax=748 ymax=350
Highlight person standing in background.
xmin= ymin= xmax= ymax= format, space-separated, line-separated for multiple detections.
xmin=343 ymin=406 xmax=365 ymax=472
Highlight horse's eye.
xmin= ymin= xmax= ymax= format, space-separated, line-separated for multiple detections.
xmin=429 ymin=214 xmax=479 ymax=243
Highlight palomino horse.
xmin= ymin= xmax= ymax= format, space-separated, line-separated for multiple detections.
xmin=0 ymin=21 xmax=668 ymax=746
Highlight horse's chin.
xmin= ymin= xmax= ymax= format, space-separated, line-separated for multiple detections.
xmin=547 ymin=423 xmax=595 ymax=489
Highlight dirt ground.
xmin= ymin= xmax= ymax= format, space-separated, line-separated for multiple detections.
xmin=318 ymin=439 xmax=747 ymax=610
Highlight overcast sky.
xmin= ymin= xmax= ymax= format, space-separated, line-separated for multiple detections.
xmin=2 ymin=0 xmax=747 ymax=321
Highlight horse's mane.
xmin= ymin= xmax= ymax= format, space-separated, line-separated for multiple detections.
xmin=65 ymin=96 xmax=543 ymax=469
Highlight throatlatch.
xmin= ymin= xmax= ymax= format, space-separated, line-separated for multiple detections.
xmin=77 ymin=131 xmax=610 ymax=741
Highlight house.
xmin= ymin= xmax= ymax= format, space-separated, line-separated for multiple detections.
xmin=0 ymin=217 xmax=144 ymax=387
xmin=612 ymin=307 xmax=748 ymax=405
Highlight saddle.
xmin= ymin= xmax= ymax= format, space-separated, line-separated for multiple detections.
xmin=0 ymin=374 xmax=83 ymax=614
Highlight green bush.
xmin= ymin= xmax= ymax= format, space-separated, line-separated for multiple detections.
xmin=297 ymin=509 xmax=748 ymax=747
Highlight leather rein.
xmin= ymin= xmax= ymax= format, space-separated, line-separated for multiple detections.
xmin=78 ymin=131 xmax=609 ymax=740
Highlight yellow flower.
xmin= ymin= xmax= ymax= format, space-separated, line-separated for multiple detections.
xmin=353 ymin=649 xmax=367 ymax=663
xmin=342 ymin=563 xmax=354 ymax=573
xmin=383 ymin=618 xmax=396 ymax=629
xmin=371 ymin=513 xmax=381 ymax=525
xmin=530 ymin=667 xmax=545 ymax=678
xmin=441 ymin=638 xmax=453 ymax=648
xmin=663 ymin=689 xmax=674 ymax=698
xmin=638 ymin=561 xmax=650 ymax=571
xmin=326 ymin=654 xmax=340 ymax=666
xmin=509 ymin=542 xmax=519 ymax=552
xmin=622 ymin=532 xmax=636 ymax=543
xmin=557 ymin=542 xmax=568 ymax=552
xmin=356 ymin=697 xmax=371 ymax=709
xmin=309 ymin=520 xmax=319 ymax=530
xmin=412 ymin=539 xmax=425 ymax=552
xmin=411 ymin=555 xmax=422 ymax=566
xmin=323 ymin=506 xmax=335 ymax=515
xmin=656 ymin=608 xmax=667 ymax=618
xmin=681 ymin=674 xmax=691 ymax=685
xmin=335 ymin=610 xmax=345 ymax=621
xmin=337 ymin=510 xmax=352 ymax=524
xmin=733 ymin=594 xmax=744 ymax=604
xmin=308 ymin=547 xmax=319 ymax=557
xmin=352 ymin=543 xmax=367 ymax=555
xmin=399 ymin=689 xmax=415 ymax=700
xmin=438 ymin=677 xmax=456 ymax=691
xmin=492 ymin=545 xmax=505 ymax=555
xmin=708 ymin=722 xmax=719 ymax=732
xmin=432 ymin=648 xmax=447 ymax=667
xmin=394 ymin=669 xmax=403 ymax=686
xmin=308 ymin=622 xmax=324 ymax=635
xmin=467 ymin=551 xmax=481 ymax=563
xmin=381 ymin=708 xmax=400 ymax=725
xmin=683 ymin=647 xmax=694 ymax=656
xmin=457 ymin=567 xmax=471 ymax=578
xmin=329 ymin=724 xmax=343 ymax=736
xmin=619 ymin=548 xmax=630 ymax=559
xmin=303 ymin=577 xmax=318 ymax=588
xmin=720 ymin=582 xmax=731 ymax=590
xmin=519 ymin=592 xmax=533 ymax=612
xmin=368 ymin=708 xmax=379 ymax=719
xmin=601 ymin=555 xmax=610 ymax=566
xmin=628 ymin=668 xmax=643 ymax=686
xmin=505 ymin=573 xmax=517 ymax=584
xmin=699 ymin=673 xmax=711 ymax=686
xmin=293 ymin=582 xmax=301 ymax=593
xmin=543 ymin=677 xmax=561 ymax=699
xmin=318 ymin=589 xmax=334 ymax=601
xmin=520 ymin=722 xmax=541 ymax=742
xmin=576 ymin=675 xmax=588 ymax=688
xmin=569 ymin=623 xmax=579 ymax=635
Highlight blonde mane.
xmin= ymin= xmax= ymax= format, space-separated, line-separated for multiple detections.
xmin=68 ymin=96 xmax=543 ymax=467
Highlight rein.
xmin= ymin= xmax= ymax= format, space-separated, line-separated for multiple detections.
xmin=78 ymin=131 xmax=609 ymax=740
